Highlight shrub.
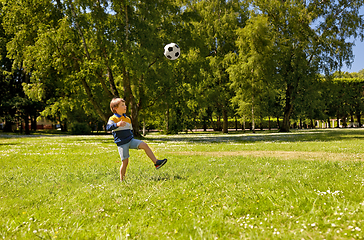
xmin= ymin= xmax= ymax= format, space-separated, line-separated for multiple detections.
xmin=70 ymin=122 xmax=92 ymax=135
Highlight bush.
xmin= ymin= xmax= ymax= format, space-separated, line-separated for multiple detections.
xmin=70 ymin=122 xmax=92 ymax=135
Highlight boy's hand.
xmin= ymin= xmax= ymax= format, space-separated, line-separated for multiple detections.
xmin=117 ymin=120 xmax=126 ymax=127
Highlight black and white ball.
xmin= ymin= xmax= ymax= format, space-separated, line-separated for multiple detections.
xmin=164 ymin=43 xmax=180 ymax=60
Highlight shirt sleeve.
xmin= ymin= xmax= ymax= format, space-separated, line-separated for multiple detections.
xmin=106 ymin=120 xmax=118 ymax=131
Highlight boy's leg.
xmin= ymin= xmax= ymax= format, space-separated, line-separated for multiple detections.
xmin=120 ymin=158 xmax=129 ymax=181
xmin=138 ymin=141 xmax=157 ymax=164
xmin=138 ymin=141 xmax=167 ymax=169
xmin=117 ymin=144 xmax=130 ymax=181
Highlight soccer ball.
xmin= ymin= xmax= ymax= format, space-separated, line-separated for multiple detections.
xmin=164 ymin=43 xmax=180 ymax=60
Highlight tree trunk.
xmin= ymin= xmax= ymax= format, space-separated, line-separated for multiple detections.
xmin=80 ymin=77 xmax=108 ymax=122
xmin=165 ymin=104 xmax=169 ymax=133
xmin=31 ymin=115 xmax=37 ymax=131
xmin=260 ymin=116 xmax=264 ymax=130
xmin=242 ymin=115 xmax=246 ymax=133
xmin=342 ymin=117 xmax=347 ymax=128
xmin=24 ymin=113 xmax=30 ymax=135
xmin=280 ymin=85 xmax=294 ymax=132
xmin=130 ymin=96 xmax=140 ymax=136
xmin=235 ymin=115 xmax=238 ymax=131
xmin=143 ymin=118 xmax=146 ymax=136
xmin=336 ymin=113 xmax=340 ymax=128
xmin=357 ymin=113 xmax=362 ymax=127
xmin=122 ymin=69 xmax=141 ymax=136
xmin=222 ymin=108 xmax=228 ymax=133
xmin=252 ymin=96 xmax=255 ymax=133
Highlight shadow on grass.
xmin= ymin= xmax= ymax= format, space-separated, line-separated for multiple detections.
xmin=2 ymin=129 xmax=364 ymax=145
xmin=0 ymin=143 xmax=18 ymax=146
xmin=143 ymin=128 xmax=364 ymax=144
xmin=149 ymin=174 xmax=186 ymax=182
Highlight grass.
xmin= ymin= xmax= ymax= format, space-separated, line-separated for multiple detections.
xmin=1 ymin=129 xmax=364 ymax=239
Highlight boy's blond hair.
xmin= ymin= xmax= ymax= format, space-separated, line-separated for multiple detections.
xmin=110 ymin=97 xmax=125 ymax=113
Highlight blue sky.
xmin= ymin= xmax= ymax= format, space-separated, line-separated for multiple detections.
xmin=340 ymin=7 xmax=364 ymax=73
xmin=341 ymin=40 xmax=364 ymax=73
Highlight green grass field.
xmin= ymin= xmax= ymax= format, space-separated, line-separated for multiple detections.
xmin=1 ymin=129 xmax=364 ymax=239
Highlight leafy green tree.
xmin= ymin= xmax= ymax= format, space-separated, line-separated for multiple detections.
xmin=189 ymin=0 xmax=248 ymax=133
xmin=3 ymin=0 xmax=191 ymax=135
xmin=230 ymin=0 xmax=364 ymax=132
xmin=227 ymin=14 xmax=276 ymax=131
xmin=328 ymin=78 xmax=364 ymax=127
xmin=0 ymin=1 xmax=44 ymax=134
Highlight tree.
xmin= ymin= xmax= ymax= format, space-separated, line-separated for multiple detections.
xmin=190 ymin=0 xmax=248 ymax=133
xmin=227 ymin=14 xmax=277 ymax=132
xmin=327 ymin=77 xmax=364 ymax=127
xmin=2 ymin=0 xmax=190 ymax=135
xmin=231 ymin=0 xmax=364 ymax=132
xmin=0 ymin=1 xmax=44 ymax=133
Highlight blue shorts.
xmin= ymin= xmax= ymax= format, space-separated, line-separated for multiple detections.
xmin=117 ymin=138 xmax=143 ymax=160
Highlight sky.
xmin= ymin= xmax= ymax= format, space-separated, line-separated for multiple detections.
xmin=341 ymin=39 xmax=364 ymax=73
xmin=340 ymin=7 xmax=364 ymax=73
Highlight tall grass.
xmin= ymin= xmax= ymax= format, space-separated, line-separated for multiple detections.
xmin=1 ymin=129 xmax=364 ymax=239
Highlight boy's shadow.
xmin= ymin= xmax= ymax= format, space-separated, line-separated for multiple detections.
xmin=149 ymin=174 xmax=185 ymax=182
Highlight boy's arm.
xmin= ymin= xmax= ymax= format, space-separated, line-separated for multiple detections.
xmin=106 ymin=120 xmax=126 ymax=131
xmin=106 ymin=120 xmax=118 ymax=131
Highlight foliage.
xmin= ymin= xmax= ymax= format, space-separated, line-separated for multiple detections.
xmin=227 ymin=14 xmax=277 ymax=130
xmin=1 ymin=0 xmax=364 ymax=134
xmin=322 ymin=77 xmax=364 ymax=126
xmin=69 ymin=122 xmax=92 ymax=135
xmin=192 ymin=0 xmax=248 ymax=133
xmin=0 ymin=3 xmax=44 ymax=133
xmin=228 ymin=0 xmax=364 ymax=132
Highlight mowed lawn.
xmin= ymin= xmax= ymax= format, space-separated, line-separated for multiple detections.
xmin=1 ymin=129 xmax=364 ymax=239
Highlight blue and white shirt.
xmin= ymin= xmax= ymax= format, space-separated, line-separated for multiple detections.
xmin=106 ymin=113 xmax=134 ymax=146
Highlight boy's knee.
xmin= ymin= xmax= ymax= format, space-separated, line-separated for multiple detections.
xmin=122 ymin=158 xmax=129 ymax=164
xmin=138 ymin=141 xmax=147 ymax=149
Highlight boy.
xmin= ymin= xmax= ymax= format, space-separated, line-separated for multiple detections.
xmin=106 ymin=97 xmax=167 ymax=181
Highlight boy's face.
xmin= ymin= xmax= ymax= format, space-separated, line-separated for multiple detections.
xmin=114 ymin=101 xmax=127 ymax=115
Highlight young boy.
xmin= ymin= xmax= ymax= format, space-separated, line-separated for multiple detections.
xmin=106 ymin=97 xmax=167 ymax=181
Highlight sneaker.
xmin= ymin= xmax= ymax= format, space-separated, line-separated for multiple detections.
xmin=155 ymin=159 xmax=167 ymax=169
